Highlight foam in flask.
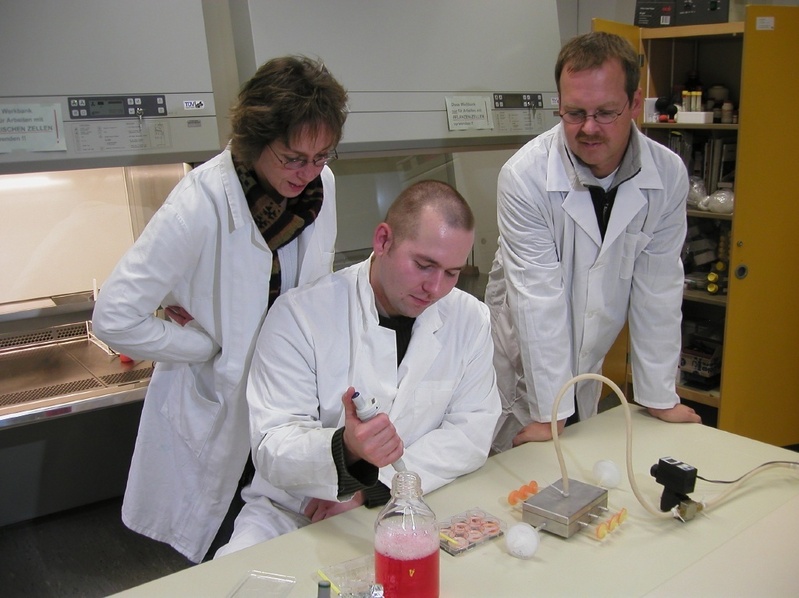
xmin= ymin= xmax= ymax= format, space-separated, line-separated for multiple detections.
xmin=374 ymin=471 xmax=439 ymax=597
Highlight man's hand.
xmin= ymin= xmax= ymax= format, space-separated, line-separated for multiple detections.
xmin=303 ymin=492 xmax=365 ymax=523
xmin=341 ymin=388 xmax=404 ymax=467
xmin=164 ymin=305 xmax=194 ymax=327
xmin=512 ymin=419 xmax=567 ymax=446
xmin=647 ymin=403 xmax=702 ymax=424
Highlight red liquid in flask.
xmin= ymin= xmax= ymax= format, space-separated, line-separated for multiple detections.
xmin=375 ymin=532 xmax=439 ymax=597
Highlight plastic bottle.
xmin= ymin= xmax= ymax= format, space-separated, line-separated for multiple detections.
xmin=721 ymin=102 xmax=734 ymax=124
xmin=374 ymin=471 xmax=439 ymax=598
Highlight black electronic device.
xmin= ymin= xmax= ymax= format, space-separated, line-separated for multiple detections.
xmin=650 ymin=457 xmax=698 ymax=511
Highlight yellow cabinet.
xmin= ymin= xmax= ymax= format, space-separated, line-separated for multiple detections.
xmin=595 ymin=6 xmax=799 ymax=447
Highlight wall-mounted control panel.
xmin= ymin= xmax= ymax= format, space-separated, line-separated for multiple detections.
xmin=67 ymin=95 xmax=168 ymax=120
xmin=492 ymin=93 xmax=544 ymax=110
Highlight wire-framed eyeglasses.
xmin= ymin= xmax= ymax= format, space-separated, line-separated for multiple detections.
xmin=268 ymin=145 xmax=338 ymax=170
xmin=559 ymin=100 xmax=629 ymax=125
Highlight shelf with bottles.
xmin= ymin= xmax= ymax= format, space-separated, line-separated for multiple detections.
xmin=639 ymin=20 xmax=743 ymax=143
xmin=683 ymin=213 xmax=730 ymax=304
xmin=641 ymin=24 xmax=744 ymax=95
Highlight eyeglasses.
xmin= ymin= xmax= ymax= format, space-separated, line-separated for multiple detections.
xmin=559 ymin=100 xmax=629 ymax=125
xmin=268 ymin=144 xmax=338 ymax=170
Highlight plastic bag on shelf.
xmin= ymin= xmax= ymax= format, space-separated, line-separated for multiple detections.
xmin=687 ymin=176 xmax=708 ymax=209
xmin=706 ymin=189 xmax=734 ymax=214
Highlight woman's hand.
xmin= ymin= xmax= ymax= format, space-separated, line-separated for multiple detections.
xmin=164 ymin=305 xmax=194 ymax=327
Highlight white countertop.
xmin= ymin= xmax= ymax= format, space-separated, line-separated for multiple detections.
xmin=114 ymin=406 xmax=799 ymax=597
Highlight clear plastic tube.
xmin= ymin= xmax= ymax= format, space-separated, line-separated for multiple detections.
xmin=550 ymin=373 xmax=798 ymax=520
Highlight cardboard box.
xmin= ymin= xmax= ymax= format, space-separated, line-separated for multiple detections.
xmin=680 ymin=343 xmax=722 ymax=378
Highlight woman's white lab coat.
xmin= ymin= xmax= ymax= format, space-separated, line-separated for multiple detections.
xmin=92 ymin=149 xmax=337 ymax=562
xmin=246 ymin=258 xmax=500 ymax=518
xmin=486 ymin=125 xmax=686 ymax=451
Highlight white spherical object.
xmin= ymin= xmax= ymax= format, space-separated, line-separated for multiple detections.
xmin=505 ymin=523 xmax=540 ymax=559
xmin=593 ymin=459 xmax=621 ymax=488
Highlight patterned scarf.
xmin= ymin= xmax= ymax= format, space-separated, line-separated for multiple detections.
xmin=233 ymin=157 xmax=324 ymax=308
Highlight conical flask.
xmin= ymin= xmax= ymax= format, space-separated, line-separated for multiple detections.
xmin=374 ymin=471 xmax=439 ymax=597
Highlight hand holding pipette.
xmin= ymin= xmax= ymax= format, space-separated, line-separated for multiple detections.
xmin=342 ymin=388 xmax=406 ymax=471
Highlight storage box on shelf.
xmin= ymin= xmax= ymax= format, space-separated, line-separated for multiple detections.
xmin=675 ymin=111 xmax=714 ymax=124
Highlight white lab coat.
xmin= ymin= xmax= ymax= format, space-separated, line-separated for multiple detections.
xmin=92 ymin=148 xmax=337 ymax=562
xmin=487 ymin=124 xmax=686 ymax=451
xmin=228 ymin=258 xmax=499 ymax=548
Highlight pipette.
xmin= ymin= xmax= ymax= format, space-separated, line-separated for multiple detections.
xmin=352 ymin=392 xmax=407 ymax=472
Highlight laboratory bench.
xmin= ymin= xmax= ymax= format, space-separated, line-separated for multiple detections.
xmin=112 ymin=406 xmax=799 ymax=597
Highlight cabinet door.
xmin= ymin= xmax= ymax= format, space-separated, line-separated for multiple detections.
xmin=591 ymin=18 xmax=641 ymax=48
xmin=720 ymin=6 xmax=799 ymax=446
xmin=592 ymin=20 xmax=644 ymax=96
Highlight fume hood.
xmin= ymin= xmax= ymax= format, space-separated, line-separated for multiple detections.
xmin=0 ymin=0 xmax=223 ymax=526
xmin=0 ymin=0 xmax=223 ymax=175
xmin=227 ymin=0 xmax=563 ymax=155
xmin=226 ymin=0 xmax=563 ymax=273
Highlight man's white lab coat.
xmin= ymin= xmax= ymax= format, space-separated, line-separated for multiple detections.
xmin=240 ymin=258 xmax=499 ymax=539
xmin=487 ymin=124 xmax=687 ymax=452
xmin=92 ymin=149 xmax=337 ymax=562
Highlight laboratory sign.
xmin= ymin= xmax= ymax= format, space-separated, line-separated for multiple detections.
xmin=0 ymin=104 xmax=66 ymax=153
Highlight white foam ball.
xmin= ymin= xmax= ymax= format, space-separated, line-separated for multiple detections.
xmin=593 ymin=459 xmax=621 ymax=488
xmin=506 ymin=523 xmax=540 ymax=559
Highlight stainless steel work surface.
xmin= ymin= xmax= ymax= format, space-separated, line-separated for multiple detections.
xmin=0 ymin=338 xmax=152 ymax=428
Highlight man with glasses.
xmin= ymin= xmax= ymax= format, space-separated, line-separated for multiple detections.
xmin=487 ymin=32 xmax=700 ymax=452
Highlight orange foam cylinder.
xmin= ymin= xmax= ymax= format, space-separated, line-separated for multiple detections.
xmin=508 ymin=480 xmax=540 ymax=505
xmin=507 ymin=489 xmax=525 ymax=506
xmin=595 ymin=521 xmax=609 ymax=540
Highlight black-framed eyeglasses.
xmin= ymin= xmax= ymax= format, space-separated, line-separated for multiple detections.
xmin=268 ymin=144 xmax=338 ymax=170
xmin=559 ymin=100 xmax=629 ymax=125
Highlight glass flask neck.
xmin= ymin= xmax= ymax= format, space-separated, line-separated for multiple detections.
xmin=391 ymin=471 xmax=423 ymax=500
